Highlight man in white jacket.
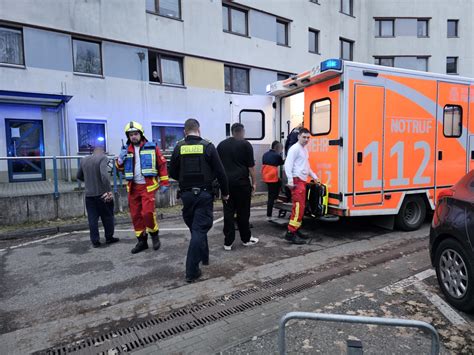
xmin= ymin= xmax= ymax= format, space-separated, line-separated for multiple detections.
xmin=284 ymin=128 xmax=319 ymax=244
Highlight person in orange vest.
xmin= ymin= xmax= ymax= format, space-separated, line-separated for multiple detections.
xmin=116 ymin=121 xmax=169 ymax=254
xmin=261 ymin=141 xmax=284 ymax=221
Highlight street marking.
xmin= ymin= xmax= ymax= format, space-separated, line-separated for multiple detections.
xmin=213 ymin=216 xmax=224 ymax=225
xmin=413 ymin=281 xmax=468 ymax=326
xmin=380 ymin=269 xmax=435 ymax=295
xmin=0 ymin=232 xmax=72 ymax=252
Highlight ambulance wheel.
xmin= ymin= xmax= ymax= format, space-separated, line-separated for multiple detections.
xmin=395 ymin=195 xmax=426 ymax=231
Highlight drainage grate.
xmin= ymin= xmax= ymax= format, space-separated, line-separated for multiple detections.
xmin=36 ymin=238 xmax=427 ymax=354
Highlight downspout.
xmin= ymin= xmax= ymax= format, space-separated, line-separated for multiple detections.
xmin=61 ymin=82 xmax=71 ymax=181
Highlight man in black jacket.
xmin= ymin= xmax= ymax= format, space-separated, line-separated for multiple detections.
xmin=169 ymin=118 xmax=229 ymax=283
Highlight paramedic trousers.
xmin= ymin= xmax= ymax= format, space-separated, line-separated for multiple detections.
xmin=266 ymin=180 xmax=281 ymax=217
xmin=288 ymin=177 xmax=306 ymax=233
xmin=181 ymin=190 xmax=214 ymax=279
xmin=223 ymin=184 xmax=252 ymax=246
xmin=128 ymin=183 xmax=159 ymax=237
xmin=85 ymin=196 xmax=115 ymax=244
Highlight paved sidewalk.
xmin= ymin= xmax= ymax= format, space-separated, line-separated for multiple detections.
xmin=0 ymin=180 xmax=81 ymax=197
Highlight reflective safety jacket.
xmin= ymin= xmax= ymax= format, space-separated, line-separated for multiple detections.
xmin=261 ymin=149 xmax=284 ymax=183
xmin=116 ymin=139 xmax=169 ymax=192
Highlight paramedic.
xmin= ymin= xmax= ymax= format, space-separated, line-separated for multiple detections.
xmin=116 ymin=121 xmax=169 ymax=254
xmin=284 ymin=128 xmax=319 ymax=244
xmin=261 ymin=141 xmax=284 ymax=220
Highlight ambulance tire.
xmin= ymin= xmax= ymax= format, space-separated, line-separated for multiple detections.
xmin=395 ymin=195 xmax=426 ymax=231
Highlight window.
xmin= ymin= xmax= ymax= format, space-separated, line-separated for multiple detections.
xmin=443 ymin=105 xmax=462 ymax=137
xmin=277 ymin=20 xmax=289 ymax=46
xmin=0 ymin=26 xmax=24 ymax=65
xmin=375 ymin=19 xmax=394 ymax=37
xmin=340 ymin=38 xmax=354 ymax=60
xmin=308 ymin=29 xmax=319 ymax=53
xmin=72 ymin=39 xmax=102 ymax=75
xmin=77 ymin=121 xmax=106 ymax=153
xmin=417 ymin=19 xmax=428 ymax=37
xmin=239 ymin=110 xmax=264 ymax=140
xmin=148 ymin=51 xmax=184 ymax=85
xmin=340 ymin=0 xmax=353 ymax=16
xmin=277 ymin=73 xmax=290 ymax=81
xmin=374 ymin=57 xmax=394 ymax=67
xmin=152 ymin=124 xmax=184 ymax=151
xmin=446 ymin=57 xmax=458 ymax=74
xmin=311 ymin=99 xmax=331 ymax=135
xmin=447 ymin=20 xmax=458 ymax=37
xmin=146 ymin=0 xmax=181 ymax=19
xmin=224 ymin=65 xmax=249 ymax=93
xmin=222 ymin=5 xmax=248 ymax=36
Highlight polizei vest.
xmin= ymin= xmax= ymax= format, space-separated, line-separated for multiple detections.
xmin=177 ymin=138 xmax=214 ymax=189
xmin=124 ymin=142 xmax=158 ymax=181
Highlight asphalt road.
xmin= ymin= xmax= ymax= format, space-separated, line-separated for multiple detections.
xmin=0 ymin=206 xmax=472 ymax=354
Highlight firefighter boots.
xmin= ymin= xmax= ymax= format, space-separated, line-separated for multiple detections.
xmin=131 ymin=233 xmax=149 ymax=254
xmin=150 ymin=231 xmax=161 ymax=251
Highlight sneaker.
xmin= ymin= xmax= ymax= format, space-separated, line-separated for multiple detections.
xmin=242 ymin=236 xmax=259 ymax=247
xmin=224 ymin=244 xmax=233 ymax=251
xmin=92 ymin=241 xmax=102 ymax=248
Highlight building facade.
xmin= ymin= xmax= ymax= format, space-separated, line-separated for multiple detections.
xmin=0 ymin=0 xmax=472 ymax=183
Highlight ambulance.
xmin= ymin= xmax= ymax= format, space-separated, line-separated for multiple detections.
xmin=266 ymin=59 xmax=474 ymax=231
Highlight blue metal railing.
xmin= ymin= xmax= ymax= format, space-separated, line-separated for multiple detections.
xmin=0 ymin=155 xmax=122 ymax=198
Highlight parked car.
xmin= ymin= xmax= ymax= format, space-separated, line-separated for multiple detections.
xmin=429 ymin=169 xmax=474 ymax=313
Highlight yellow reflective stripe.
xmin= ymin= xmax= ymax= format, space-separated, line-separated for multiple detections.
xmin=180 ymin=145 xmax=204 ymax=155
xmin=289 ymin=219 xmax=302 ymax=227
xmin=146 ymin=212 xmax=159 ymax=233
xmin=135 ymin=230 xmax=143 ymax=237
xmin=289 ymin=202 xmax=301 ymax=227
xmin=146 ymin=177 xmax=159 ymax=192
xmin=159 ymin=175 xmax=169 ymax=181
xmin=142 ymin=169 xmax=158 ymax=174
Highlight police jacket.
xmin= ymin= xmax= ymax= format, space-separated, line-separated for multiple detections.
xmin=261 ymin=149 xmax=284 ymax=183
xmin=169 ymin=135 xmax=229 ymax=196
xmin=115 ymin=139 xmax=169 ymax=192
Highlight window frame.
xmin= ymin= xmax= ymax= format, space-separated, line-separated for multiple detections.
xmin=224 ymin=65 xmax=250 ymax=94
xmin=147 ymin=0 xmax=182 ymax=20
xmin=277 ymin=73 xmax=290 ymax=81
xmin=276 ymin=19 xmax=289 ymax=46
xmin=0 ymin=25 xmax=25 ymax=67
xmin=72 ymin=37 xmax=103 ymax=76
xmin=417 ymin=19 xmax=429 ymax=38
xmin=339 ymin=37 xmax=354 ymax=61
xmin=446 ymin=56 xmax=458 ymax=75
xmin=148 ymin=51 xmax=184 ymax=86
xmin=239 ymin=109 xmax=265 ymax=140
xmin=447 ymin=19 xmax=459 ymax=38
xmin=309 ymin=0 xmax=320 ymax=3
xmin=340 ymin=0 xmax=354 ymax=16
xmin=443 ymin=105 xmax=462 ymax=138
xmin=76 ymin=119 xmax=108 ymax=154
xmin=222 ymin=4 xmax=249 ymax=37
xmin=310 ymin=97 xmax=331 ymax=136
xmin=374 ymin=56 xmax=395 ymax=67
xmin=151 ymin=123 xmax=185 ymax=151
xmin=375 ymin=19 xmax=395 ymax=37
xmin=308 ymin=28 xmax=320 ymax=54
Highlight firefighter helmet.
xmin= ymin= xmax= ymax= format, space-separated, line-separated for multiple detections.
xmin=124 ymin=121 xmax=144 ymax=136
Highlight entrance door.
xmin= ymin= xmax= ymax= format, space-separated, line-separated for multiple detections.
xmin=5 ymin=119 xmax=45 ymax=182
xmin=435 ymin=82 xmax=469 ymax=189
xmin=353 ymin=84 xmax=385 ymax=206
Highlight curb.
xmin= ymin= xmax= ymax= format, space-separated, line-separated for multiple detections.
xmin=0 ymin=200 xmax=267 ymax=240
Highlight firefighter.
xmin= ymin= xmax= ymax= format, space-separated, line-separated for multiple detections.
xmin=284 ymin=127 xmax=319 ymax=244
xmin=116 ymin=121 xmax=169 ymax=254
xmin=169 ymin=118 xmax=229 ymax=283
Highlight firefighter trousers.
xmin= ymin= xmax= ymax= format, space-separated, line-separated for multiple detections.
xmin=288 ymin=177 xmax=306 ymax=233
xmin=128 ymin=183 xmax=159 ymax=237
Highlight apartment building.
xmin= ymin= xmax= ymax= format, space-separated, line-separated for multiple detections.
xmin=0 ymin=0 xmax=472 ymax=182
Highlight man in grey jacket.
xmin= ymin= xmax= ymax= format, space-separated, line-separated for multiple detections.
xmin=77 ymin=146 xmax=119 ymax=248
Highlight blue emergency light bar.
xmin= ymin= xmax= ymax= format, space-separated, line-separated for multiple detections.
xmin=320 ymin=59 xmax=342 ymax=72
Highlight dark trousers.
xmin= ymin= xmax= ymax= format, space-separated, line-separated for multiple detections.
xmin=85 ymin=196 xmax=115 ymax=244
xmin=266 ymin=180 xmax=281 ymax=217
xmin=181 ymin=190 xmax=214 ymax=279
xmin=223 ymin=184 xmax=252 ymax=246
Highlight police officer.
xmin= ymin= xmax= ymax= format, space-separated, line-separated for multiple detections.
xmin=169 ymin=118 xmax=229 ymax=283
